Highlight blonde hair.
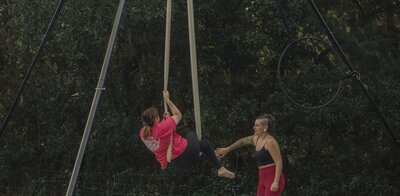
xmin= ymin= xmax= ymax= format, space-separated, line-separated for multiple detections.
xmin=256 ymin=114 xmax=276 ymax=132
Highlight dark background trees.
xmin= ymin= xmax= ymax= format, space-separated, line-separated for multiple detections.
xmin=1 ymin=0 xmax=399 ymax=195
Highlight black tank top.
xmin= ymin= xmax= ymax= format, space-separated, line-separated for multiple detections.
xmin=254 ymin=137 xmax=274 ymax=166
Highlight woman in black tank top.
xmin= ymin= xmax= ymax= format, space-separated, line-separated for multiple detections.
xmin=254 ymin=137 xmax=275 ymax=166
xmin=216 ymin=114 xmax=285 ymax=196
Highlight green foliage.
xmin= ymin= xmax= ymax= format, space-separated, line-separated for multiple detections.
xmin=0 ymin=0 xmax=399 ymax=195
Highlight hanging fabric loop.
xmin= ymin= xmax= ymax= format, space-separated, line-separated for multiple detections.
xmin=164 ymin=0 xmax=172 ymax=113
xmin=164 ymin=0 xmax=174 ymax=163
xmin=165 ymin=0 xmax=203 ymax=163
xmin=187 ymin=0 xmax=202 ymax=141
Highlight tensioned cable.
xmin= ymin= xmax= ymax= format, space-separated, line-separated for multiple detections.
xmin=0 ymin=0 xmax=66 ymax=138
xmin=309 ymin=0 xmax=400 ymax=149
xmin=65 ymin=0 xmax=126 ymax=195
xmin=275 ymin=0 xmax=399 ymax=148
xmin=187 ymin=0 xmax=202 ymax=140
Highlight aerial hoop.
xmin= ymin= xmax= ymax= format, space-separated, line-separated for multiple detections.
xmin=277 ymin=36 xmax=344 ymax=110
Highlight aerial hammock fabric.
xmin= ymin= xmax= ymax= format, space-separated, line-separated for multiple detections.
xmin=163 ymin=0 xmax=202 ymax=162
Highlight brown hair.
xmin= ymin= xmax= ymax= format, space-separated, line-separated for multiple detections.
xmin=256 ymin=114 xmax=276 ymax=132
xmin=141 ymin=107 xmax=159 ymax=139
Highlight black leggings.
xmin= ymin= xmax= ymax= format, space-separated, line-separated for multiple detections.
xmin=171 ymin=131 xmax=221 ymax=170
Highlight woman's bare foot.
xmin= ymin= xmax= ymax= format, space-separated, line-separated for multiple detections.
xmin=217 ymin=167 xmax=235 ymax=179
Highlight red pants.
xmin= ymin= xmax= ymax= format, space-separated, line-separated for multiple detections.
xmin=257 ymin=165 xmax=285 ymax=196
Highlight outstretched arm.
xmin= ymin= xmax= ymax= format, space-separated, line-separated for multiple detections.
xmin=216 ymin=135 xmax=255 ymax=158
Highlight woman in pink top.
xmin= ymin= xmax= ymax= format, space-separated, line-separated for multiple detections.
xmin=140 ymin=90 xmax=235 ymax=179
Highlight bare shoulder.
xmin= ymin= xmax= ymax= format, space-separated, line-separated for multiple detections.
xmin=265 ymin=136 xmax=279 ymax=148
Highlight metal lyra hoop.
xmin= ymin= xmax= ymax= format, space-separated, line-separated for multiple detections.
xmin=277 ymin=36 xmax=343 ymax=110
